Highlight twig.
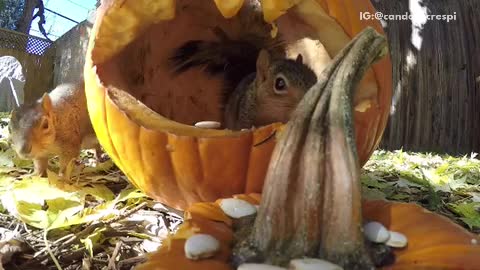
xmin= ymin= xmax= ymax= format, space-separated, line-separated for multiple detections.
xmin=34 ymin=233 xmax=76 ymax=258
xmin=44 ymin=229 xmax=62 ymax=270
xmin=117 ymin=255 xmax=147 ymax=268
xmin=108 ymin=202 xmax=148 ymax=224
xmin=107 ymin=241 xmax=122 ymax=270
xmin=77 ymin=202 xmax=148 ymax=240
xmin=82 ymin=257 xmax=92 ymax=270
xmin=23 ymin=223 xmax=31 ymax=234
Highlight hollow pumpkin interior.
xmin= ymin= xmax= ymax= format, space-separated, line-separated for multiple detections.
xmin=94 ymin=0 xmax=381 ymax=133
xmin=85 ymin=0 xmax=392 ymax=209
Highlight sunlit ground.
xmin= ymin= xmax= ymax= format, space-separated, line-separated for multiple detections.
xmin=363 ymin=149 xmax=480 ymax=233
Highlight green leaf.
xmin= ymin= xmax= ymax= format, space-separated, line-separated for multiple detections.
xmin=362 ymin=186 xmax=386 ymax=200
xmin=15 ymin=200 xmax=48 ymax=228
xmin=79 ymin=184 xmax=115 ymax=201
xmin=0 ymin=149 xmax=14 ymax=167
xmin=115 ymin=188 xmax=147 ymax=203
xmin=0 ymin=174 xmax=125 ymax=229
xmin=7 ymin=178 xmax=83 ymax=229
xmin=389 ymin=193 xmax=411 ymax=201
xmin=12 ymin=156 xmax=33 ymax=168
xmin=48 ymin=187 xmax=146 ymax=229
xmin=46 ymin=199 xmax=85 ymax=230
xmin=11 ymin=177 xmax=80 ymax=206
xmin=449 ymin=202 xmax=480 ymax=229
xmin=361 ymin=174 xmax=391 ymax=189
xmin=80 ymin=227 xmax=106 ymax=257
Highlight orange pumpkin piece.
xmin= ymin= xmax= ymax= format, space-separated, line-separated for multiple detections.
xmin=144 ymin=239 xmax=232 ymax=270
xmin=184 ymin=202 xmax=233 ymax=227
xmin=137 ymin=195 xmax=480 ymax=270
xmin=363 ymin=201 xmax=480 ymax=269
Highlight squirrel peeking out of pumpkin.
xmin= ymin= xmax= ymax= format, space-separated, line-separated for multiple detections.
xmin=170 ymin=26 xmax=318 ymax=131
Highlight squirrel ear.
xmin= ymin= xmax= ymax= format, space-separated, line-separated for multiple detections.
xmin=9 ymin=109 xmax=15 ymax=119
xmin=41 ymin=93 xmax=52 ymax=113
xmin=295 ymin=54 xmax=303 ymax=64
xmin=256 ymin=49 xmax=270 ymax=82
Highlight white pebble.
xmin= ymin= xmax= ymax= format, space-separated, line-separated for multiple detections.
xmin=289 ymin=258 xmax=343 ymax=270
xmin=220 ymin=198 xmax=257 ymax=219
xmin=151 ymin=202 xmax=168 ymax=211
xmin=385 ymin=231 xmax=408 ymax=248
xmin=141 ymin=239 xmax=162 ymax=253
xmin=238 ymin=263 xmax=287 ymax=270
xmin=184 ymin=234 xmax=220 ymax=260
xmin=363 ymin=221 xmax=390 ymax=243
xmin=194 ymin=121 xmax=221 ymax=129
xmin=472 ymin=238 xmax=478 ymax=245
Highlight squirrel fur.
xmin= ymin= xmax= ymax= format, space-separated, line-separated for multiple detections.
xmin=224 ymin=49 xmax=317 ymax=129
xmin=169 ymin=2 xmax=286 ymax=98
xmin=170 ymin=26 xmax=285 ymax=92
xmin=8 ymin=81 xmax=101 ymax=177
xmin=170 ymin=23 xmax=317 ymax=129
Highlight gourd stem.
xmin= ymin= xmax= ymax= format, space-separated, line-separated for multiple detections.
xmin=233 ymin=27 xmax=388 ymax=269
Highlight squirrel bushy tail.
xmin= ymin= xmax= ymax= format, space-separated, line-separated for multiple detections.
xmin=170 ymin=26 xmax=285 ymax=91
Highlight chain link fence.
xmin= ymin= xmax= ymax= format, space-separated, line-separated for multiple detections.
xmin=0 ymin=28 xmax=54 ymax=56
xmin=0 ymin=27 xmax=55 ymax=104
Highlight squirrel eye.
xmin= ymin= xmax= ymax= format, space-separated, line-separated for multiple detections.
xmin=274 ymin=76 xmax=288 ymax=94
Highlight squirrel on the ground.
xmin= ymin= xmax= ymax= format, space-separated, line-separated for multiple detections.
xmin=170 ymin=26 xmax=317 ymax=129
xmin=8 ymin=81 xmax=102 ymax=177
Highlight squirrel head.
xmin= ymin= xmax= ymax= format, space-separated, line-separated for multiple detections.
xmin=8 ymin=93 xmax=56 ymax=159
xmin=254 ymin=49 xmax=318 ymax=125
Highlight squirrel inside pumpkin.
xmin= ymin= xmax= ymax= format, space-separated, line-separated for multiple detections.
xmin=223 ymin=49 xmax=317 ymax=130
xmin=170 ymin=24 xmax=317 ymax=130
xmin=8 ymin=81 xmax=103 ymax=177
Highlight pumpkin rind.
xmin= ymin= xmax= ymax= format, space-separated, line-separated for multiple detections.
xmin=363 ymin=201 xmax=480 ymax=269
xmin=84 ymin=0 xmax=392 ymax=210
xmin=137 ymin=195 xmax=480 ymax=270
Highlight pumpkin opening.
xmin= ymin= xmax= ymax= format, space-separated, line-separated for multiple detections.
xmin=91 ymin=0 xmax=379 ymax=134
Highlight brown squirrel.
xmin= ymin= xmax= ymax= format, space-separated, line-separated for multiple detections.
xmin=8 ymin=81 xmax=102 ymax=177
xmin=170 ymin=26 xmax=317 ymax=130
xmin=224 ymin=49 xmax=317 ymax=129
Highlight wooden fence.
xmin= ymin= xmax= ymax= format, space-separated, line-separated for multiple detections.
xmin=0 ymin=27 xmax=55 ymax=103
xmin=373 ymin=0 xmax=480 ymax=155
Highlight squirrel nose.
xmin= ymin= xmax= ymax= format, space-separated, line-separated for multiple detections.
xmin=20 ymin=143 xmax=32 ymax=155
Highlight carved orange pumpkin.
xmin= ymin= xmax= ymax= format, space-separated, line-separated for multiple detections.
xmin=136 ymin=194 xmax=480 ymax=270
xmin=84 ymin=0 xmax=392 ymax=210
